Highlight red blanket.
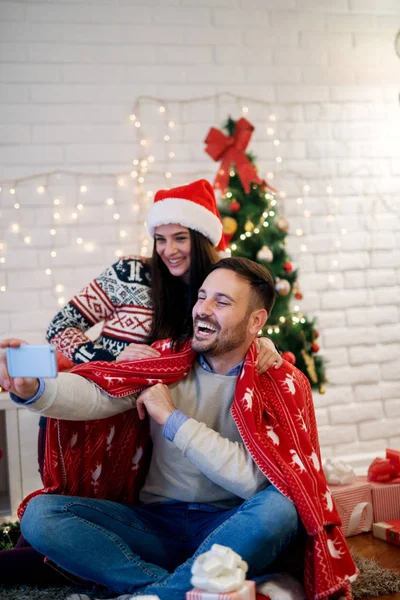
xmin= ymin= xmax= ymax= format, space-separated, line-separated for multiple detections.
xmin=19 ymin=339 xmax=357 ymax=600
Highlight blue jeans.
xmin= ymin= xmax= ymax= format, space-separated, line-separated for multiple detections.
xmin=21 ymin=486 xmax=300 ymax=600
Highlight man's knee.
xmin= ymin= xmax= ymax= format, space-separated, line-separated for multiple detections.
xmin=20 ymin=495 xmax=61 ymax=547
xmin=248 ymin=486 xmax=300 ymax=543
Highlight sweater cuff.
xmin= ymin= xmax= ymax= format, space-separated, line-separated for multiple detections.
xmin=163 ymin=410 xmax=189 ymax=442
xmin=10 ymin=378 xmax=46 ymax=405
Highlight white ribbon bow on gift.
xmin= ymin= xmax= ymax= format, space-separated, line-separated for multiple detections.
xmin=323 ymin=458 xmax=356 ymax=485
xmin=191 ymin=544 xmax=248 ymax=593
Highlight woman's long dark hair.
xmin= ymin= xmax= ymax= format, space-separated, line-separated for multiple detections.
xmin=148 ymin=229 xmax=219 ymax=344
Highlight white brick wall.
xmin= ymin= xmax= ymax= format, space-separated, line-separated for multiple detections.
xmin=0 ymin=0 xmax=399 ymax=476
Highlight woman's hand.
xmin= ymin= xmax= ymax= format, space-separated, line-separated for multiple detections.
xmin=0 ymin=339 xmax=40 ymax=398
xmin=116 ymin=343 xmax=161 ymax=363
xmin=256 ymin=337 xmax=283 ymax=374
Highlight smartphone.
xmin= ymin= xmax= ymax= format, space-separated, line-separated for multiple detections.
xmin=6 ymin=345 xmax=58 ymax=378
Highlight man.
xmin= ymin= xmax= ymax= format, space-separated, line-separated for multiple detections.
xmin=0 ymin=258 xmax=356 ymax=600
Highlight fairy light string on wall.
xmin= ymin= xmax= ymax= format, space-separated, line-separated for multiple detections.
xmin=0 ymin=93 xmax=395 ymax=309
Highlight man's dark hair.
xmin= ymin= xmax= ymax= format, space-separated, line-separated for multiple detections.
xmin=209 ymin=257 xmax=276 ymax=315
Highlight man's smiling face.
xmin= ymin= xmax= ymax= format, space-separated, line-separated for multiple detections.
xmin=191 ymin=268 xmax=252 ymax=357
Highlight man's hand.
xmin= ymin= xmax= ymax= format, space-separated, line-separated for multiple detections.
xmin=0 ymin=339 xmax=40 ymax=399
xmin=136 ymin=383 xmax=176 ymax=426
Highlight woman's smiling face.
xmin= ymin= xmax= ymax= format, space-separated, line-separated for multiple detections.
xmin=154 ymin=224 xmax=191 ymax=282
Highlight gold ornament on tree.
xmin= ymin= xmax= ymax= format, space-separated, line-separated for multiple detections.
xmin=301 ymin=349 xmax=318 ymax=385
xmin=257 ymin=245 xmax=273 ymax=262
xmin=244 ymin=219 xmax=254 ymax=232
xmin=222 ymin=217 xmax=238 ymax=236
xmin=276 ymin=215 xmax=289 ymax=232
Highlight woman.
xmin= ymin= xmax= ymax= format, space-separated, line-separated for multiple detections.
xmin=46 ymin=178 xmax=280 ymax=369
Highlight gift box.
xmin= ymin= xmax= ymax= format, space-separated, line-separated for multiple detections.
xmin=329 ymin=477 xmax=373 ymax=537
xmin=186 ymin=580 xmax=255 ymax=600
xmin=370 ymin=480 xmax=400 ymax=522
xmin=372 ymin=519 xmax=400 ymax=546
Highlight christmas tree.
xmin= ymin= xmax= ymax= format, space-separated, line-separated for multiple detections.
xmin=206 ymin=117 xmax=326 ymax=392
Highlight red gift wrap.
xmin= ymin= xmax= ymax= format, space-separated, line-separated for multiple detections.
xmin=372 ymin=519 xmax=400 ymax=547
xmin=367 ymin=449 xmax=400 ymax=522
xmin=329 ymin=477 xmax=373 ymax=537
xmin=370 ymin=480 xmax=400 ymax=522
xmin=186 ymin=581 xmax=256 ymax=600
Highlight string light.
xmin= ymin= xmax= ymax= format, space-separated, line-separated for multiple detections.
xmin=242 ymin=106 xmax=248 ymax=113
xmin=276 ymin=156 xmax=282 ymax=163
xmin=11 ymin=224 xmax=20 ymax=233
xmin=0 ymin=258 xmax=5 ymax=264
xmin=50 ymin=228 xmax=56 ymax=235
xmin=45 ymin=269 xmax=52 ymax=275
xmin=50 ymin=250 xmax=57 ymax=257
xmin=267 ymin=128 xmax=274 ymax=135
xmin=164 ymin=135 xmax=170 ymax=142
xmin=71 ymin=212 xmax=78 ymax=219
xmin=80 ymin=185 xmax=87 ymax=193
xmin=273 ymin=139 xmax=280 ymax=146
xmin=55 ymin=284 xmax=64 ymax=293
xmin=296 ymin=197 xmax=303 ymax=205
xmin=24 ymin=236 xmax=31 ymax=244
xmin=296 ymin=228 xmax=303 ymax=236
xmin=119 ymin=230 xmax=126 ymax=238
xmin=57 ymin=297 xmax=65 ymax=305
xmin=113 ymin=213 xmax=120 ymax=220
xmin=303 ymin=184 xmax=310 ymax=193
xmin=76 ymin=237 xmax=83 ymax=244
xmin=168 ymin=151 xmax=175 ymax=159
xmin=0 ymin=286 xmax=6 ymax=292
xmin=165 ymin=172 xmax=172 ymax=179
xmin=135 ymin=121 xmax=141 ymax=128
xmin=77 ymin=204 xmax=83 ymax=211
xmin=53 ymin=198 xmax=60 ymax=205
xmin=14 ymin=203 xmax=20 ymax=209
xmin=159 ymin=106 xmax=166 ymax=113
xmin=168 ymin=121 xmax=175 ymax=128
xmin=37 ymin=186 xmax=45 ymax=194
xmin=129 ymin=114 xmax=136 ymax=122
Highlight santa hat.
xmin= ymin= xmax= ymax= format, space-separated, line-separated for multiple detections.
xmin=146 ymin=179 xmax=225 ymax=249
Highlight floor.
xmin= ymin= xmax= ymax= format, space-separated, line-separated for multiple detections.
xmin=348 ymin=533 xmax=400 ymax=600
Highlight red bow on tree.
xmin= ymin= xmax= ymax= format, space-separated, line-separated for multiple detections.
xmin=204 ymin=118 xmax=265 ymax=194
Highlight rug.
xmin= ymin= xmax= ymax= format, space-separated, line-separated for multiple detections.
xmin=0 ymin=555 xmax=400 ymax=600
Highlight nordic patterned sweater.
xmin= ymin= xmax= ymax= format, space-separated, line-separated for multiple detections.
xmin=46 ymin=257 xmax=153 ymax=364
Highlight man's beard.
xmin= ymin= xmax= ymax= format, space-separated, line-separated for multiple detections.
xmin=191 ymin=317 xmax=248 ymax=357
